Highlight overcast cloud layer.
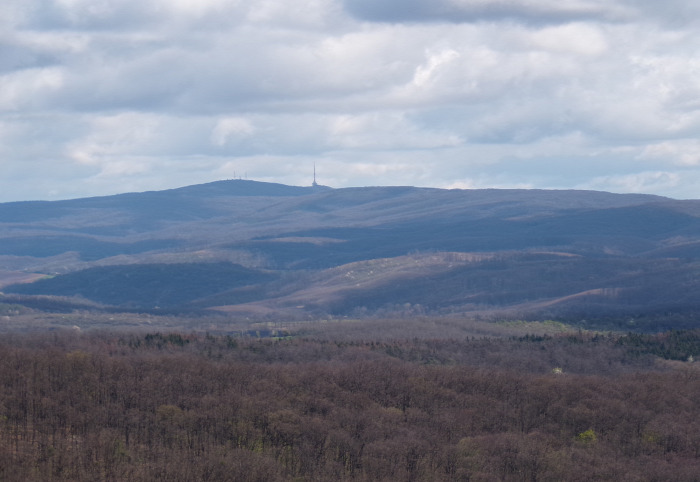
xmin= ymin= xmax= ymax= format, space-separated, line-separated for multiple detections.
xmin=2 ymin=0 xmax=700 ymax=201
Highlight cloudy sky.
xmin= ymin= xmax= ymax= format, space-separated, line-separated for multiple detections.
xmin=3 ymin=0 xmax=700 ymax=201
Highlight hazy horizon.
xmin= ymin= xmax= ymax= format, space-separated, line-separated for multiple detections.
xmin=1 ymin=177 xmax=683 ymax=204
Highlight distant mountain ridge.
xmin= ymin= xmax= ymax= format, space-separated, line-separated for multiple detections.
xmin=2 ymin=180 xmax=700 ymax=330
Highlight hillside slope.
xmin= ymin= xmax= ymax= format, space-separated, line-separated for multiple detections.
xmin=3 ymin=180 xmax=700 ymax=329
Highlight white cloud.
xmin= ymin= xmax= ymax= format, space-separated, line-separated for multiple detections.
xmin=445 ymin=178 xmax=536 ymax=190
xmin=580 ymin=171 xmax=682 ymax=195
xmin=529 ymin=23 xmax=608 ymax=56
xmin=413 ymin=49 xmax=461 ymax=87
xmin=327 ymin=112 xmax=461 ymax=149
xmin=211 ymin=117 xmax=255 ymax=146
xmin=2 ymin=0 xmax=700 ymax=201
xmin=66 ymin=112 xmax=161 ymax=167
xmin=0 ymin=67 xmax=65 ymax=110
xmin=640 ymin=141 xmax=700 ymax=167
xmin=164 ymin=0 xmax=235 ymax=17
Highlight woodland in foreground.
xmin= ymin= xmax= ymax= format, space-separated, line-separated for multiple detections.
xmin=1 ymin=328 xmax=700 ymax=481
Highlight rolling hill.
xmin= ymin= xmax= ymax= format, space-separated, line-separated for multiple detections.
xmin=2 ymin=180 xmax=700 ymax=330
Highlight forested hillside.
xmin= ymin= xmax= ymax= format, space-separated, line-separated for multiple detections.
xmin=2 ymin=180 xmax=700 ymax=329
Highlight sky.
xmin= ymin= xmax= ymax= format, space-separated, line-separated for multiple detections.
xmin=2 ymin=0 xmax=700 ymax=201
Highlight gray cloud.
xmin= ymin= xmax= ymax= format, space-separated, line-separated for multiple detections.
xmin=2 ymin=0 xmax=700 ymax=201
xmin=342 ymin=0 xmax=633 ymax=25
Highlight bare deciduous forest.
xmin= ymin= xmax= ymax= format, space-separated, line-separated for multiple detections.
xmin=3 ymin=183 xmax=700 ymax=479
xmin=1 ymin=329 xmax=700 ymax=481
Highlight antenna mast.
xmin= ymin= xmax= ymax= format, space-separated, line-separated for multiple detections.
xmin=312 ymin=163 xmax=318 ymax=187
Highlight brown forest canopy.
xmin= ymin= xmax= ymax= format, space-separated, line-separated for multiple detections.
xmin=1 ymin=329 xmax=700 ymax=481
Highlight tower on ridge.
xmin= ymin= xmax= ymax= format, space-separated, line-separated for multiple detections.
xmin=312 ymin=163 xmax=318 ymax=187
